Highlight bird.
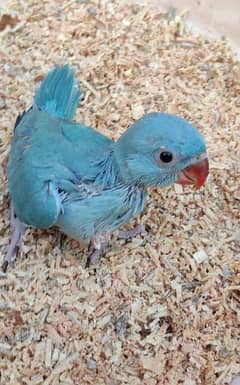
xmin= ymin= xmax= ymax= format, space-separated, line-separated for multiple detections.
xmin=4 ymin=65 xmax=209 ymax=271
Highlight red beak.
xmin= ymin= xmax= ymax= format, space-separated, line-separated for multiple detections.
xmin=177 ymin=157 xmax=209 ymax=189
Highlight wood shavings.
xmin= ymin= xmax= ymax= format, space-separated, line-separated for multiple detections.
xmin=0 ymin=13 xmax=19 ymax=31
xmin=132 ymin=104 xmax=145 ymax=119
xmin=45 ymin=338 xmax=53 ymax=368
xmin=0 ymin=342 xmax=11 ymax=356
xmin=0 ymin=0 xmax=239 ymax=384
xmin=174 ymin=184 xmax=183 ymax=194
xmin=192 ymin=249 xmax=208 ymax=264
xmin=42 ymin=353 xmax=79 ymax=385
xmin=140 ymin=353 xmax=165 ymax=375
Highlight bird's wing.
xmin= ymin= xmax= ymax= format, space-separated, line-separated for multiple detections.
xmin=8 ymin=108 xmax=112 ymax=228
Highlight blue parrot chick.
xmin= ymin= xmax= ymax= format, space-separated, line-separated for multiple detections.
xmin=4 ymin=65 xmax=209 ymax=271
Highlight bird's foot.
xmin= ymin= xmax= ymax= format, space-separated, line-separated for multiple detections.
xmin=2 ymin=207 xmax=27 ymax=272
xmin=118 ymin=224 xmax=146 ymax=240
xmin=86 ymin=232 xmax=110 ymax=267
xmin=85 ymin=225 xmax=146 ymax=267
xmin=86 ymin=247 xmax=104 ymax=267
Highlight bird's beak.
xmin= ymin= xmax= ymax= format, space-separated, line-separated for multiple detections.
xmin=176 ymin=154 xmax=209 ymax=189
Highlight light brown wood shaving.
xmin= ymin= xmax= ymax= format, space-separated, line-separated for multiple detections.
xmin=0 ymin=0 xmax=239 ymax=384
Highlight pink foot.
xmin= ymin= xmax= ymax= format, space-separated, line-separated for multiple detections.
xmin=86 ymin=247 xmax=104 ymax=267
xmin=2 ymin=207 xmax=27 ymax=272
xmin=86 ymin=232 xmax=110 ymax=267
xmin=118 ymin=224 xmax=146 ymax=240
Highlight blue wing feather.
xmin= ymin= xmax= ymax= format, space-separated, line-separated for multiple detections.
xmin=8 ymin=66 xmax=113 ymax=229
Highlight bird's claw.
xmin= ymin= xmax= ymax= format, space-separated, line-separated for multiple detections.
xmin=118 ymin=224 xmax=146 ymax=240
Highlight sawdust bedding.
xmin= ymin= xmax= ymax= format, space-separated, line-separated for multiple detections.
xmin=0 ymin=0 xmax=239 ymax=384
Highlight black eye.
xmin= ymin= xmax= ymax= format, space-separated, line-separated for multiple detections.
xmin=159 ymin=151 xmax=173 ymax=163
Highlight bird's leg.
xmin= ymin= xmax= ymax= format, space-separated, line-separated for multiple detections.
xmin=2 ymin=207 xmax=27 ymax=272
xmin=118 ymin=224 xmax=146 ymax=240
xmin=86 ymin=246 xmax=105 ymax=267
xmin=86 ymin=232 xmax=110 ymax=267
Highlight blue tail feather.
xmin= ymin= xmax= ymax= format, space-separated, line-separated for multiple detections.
xmin=34 ymin=65 xmax=82 ymax=120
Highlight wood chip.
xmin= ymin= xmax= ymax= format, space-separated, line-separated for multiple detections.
xmin=192 ymin=249 xmax=209 ymax=264
xmin=140 ymin=354 xmax=165 ymax=375
xmin=0 ymin=1 xmax=239 ymax=384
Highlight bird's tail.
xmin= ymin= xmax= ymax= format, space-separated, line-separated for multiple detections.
xmin=34 ymin=65 xmax=82 ymax=120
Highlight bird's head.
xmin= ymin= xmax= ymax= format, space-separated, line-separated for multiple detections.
xmin=113 ymin=113 xmax=209 ymax=188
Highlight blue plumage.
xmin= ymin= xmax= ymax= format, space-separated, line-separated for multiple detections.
xmin=34 ymin=65 xmax=82 ymax=119
xmin=5 ymin=65 xmax=209 ymax=270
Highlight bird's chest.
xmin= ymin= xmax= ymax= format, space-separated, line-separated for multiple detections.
xmin=125 ymin=186 xmax=147 ymax=216
xmin=57 ymin=183 xmax=148 ymax=243
xmin=104 ymin=185 xmax=148 ymax=232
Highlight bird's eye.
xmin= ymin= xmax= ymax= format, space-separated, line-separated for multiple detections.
xmin=159 ymin=151 xmax=173 ymax=163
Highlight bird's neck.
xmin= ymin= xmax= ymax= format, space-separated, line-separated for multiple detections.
xmin=94 ymin=149 xmax=122 ymax=187
xmin=111 ymin=141 xmax=136 ymax=186
xmin=94 ymin=146 xmax=144 ymax=190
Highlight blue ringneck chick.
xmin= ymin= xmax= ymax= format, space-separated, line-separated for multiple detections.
xmin=5 ymin=65 xmax=209 ymax=271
